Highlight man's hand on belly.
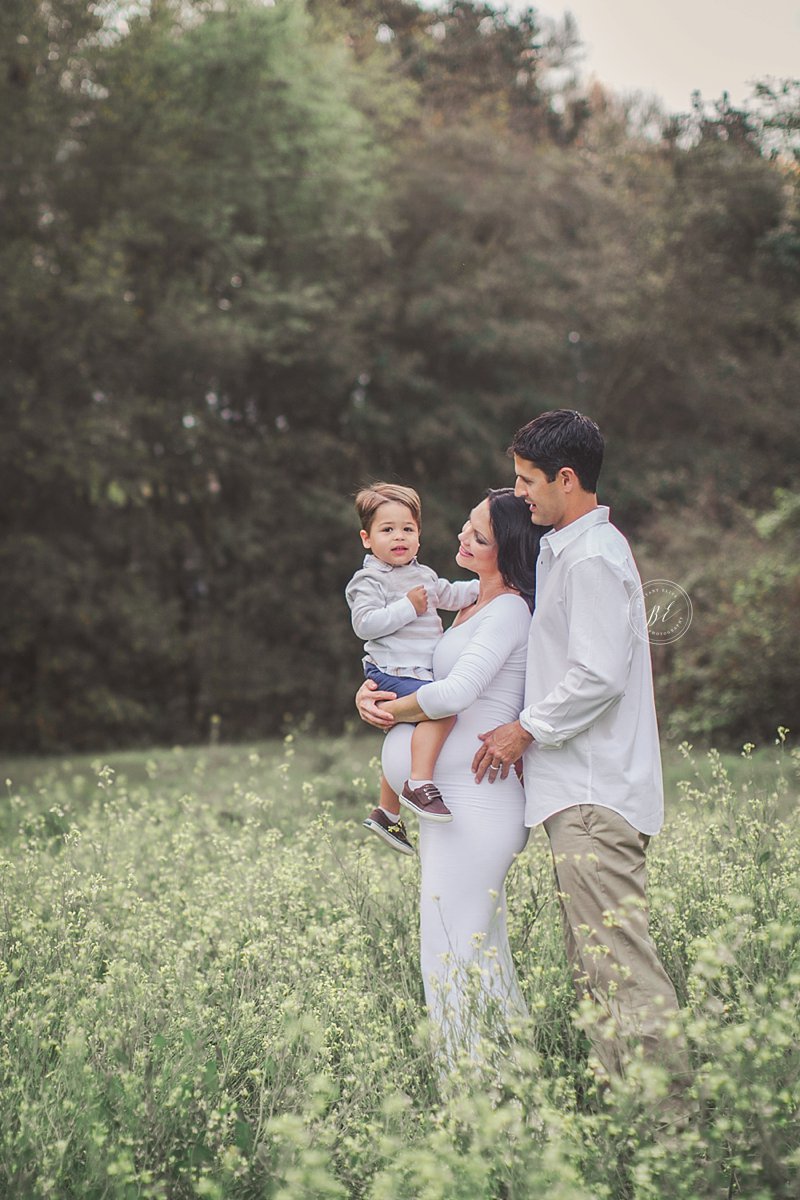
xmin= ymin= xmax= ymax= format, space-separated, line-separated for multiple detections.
xmin=472 ymin=721 xmax=533 ymax=783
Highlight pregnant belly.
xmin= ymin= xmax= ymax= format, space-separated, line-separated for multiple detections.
xmin=382 ymin=712 xmax=525 ymax=814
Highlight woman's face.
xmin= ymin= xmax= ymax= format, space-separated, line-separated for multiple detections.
xmin=456 ymin=499 xmax=498 ymax=575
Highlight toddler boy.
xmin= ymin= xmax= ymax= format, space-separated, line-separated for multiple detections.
xmin=346 ymin=482 xmax=477 ymax=853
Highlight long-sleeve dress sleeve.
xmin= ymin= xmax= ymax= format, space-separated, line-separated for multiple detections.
xmin=415 ymin=597 xmax=531 ymax=719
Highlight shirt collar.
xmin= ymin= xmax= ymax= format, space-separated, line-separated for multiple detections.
xmin=362 ymin=553 xmax=418 ymax=572
xmin=541 ymin=505 xmax=610 ymax=557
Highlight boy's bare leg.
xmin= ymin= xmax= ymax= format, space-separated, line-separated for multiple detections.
xmin=410 ymin=716 xmax=456 ymax=780
xmin=380 ymin=774 xmax=401 ymax=816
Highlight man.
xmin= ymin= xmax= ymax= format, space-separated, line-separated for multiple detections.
xmin=472 ymin=408 xmax=689 ymax=1089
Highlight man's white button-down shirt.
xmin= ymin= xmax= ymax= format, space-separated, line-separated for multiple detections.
xmin=519 ymin=506 xmax=664 ymax=835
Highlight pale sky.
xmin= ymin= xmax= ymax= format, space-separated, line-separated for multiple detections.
xmin=535 ymin=1 xmax=800 ymax=113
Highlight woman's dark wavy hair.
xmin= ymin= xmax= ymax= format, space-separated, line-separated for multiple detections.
xmin=486 ymin=488 xmax=548 ymax=612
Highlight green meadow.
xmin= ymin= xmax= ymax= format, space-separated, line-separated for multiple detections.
xmin=2 ymin=732 xmax=799 ymax=1199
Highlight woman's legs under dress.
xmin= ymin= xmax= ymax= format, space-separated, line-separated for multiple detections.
xmin=419 ymin=795 xmax=528 ymax=1059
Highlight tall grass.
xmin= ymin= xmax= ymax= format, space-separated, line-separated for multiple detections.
xmin=1 ymin=733 xmax=798 ymax=1198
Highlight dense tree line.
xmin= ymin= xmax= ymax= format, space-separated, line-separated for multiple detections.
xmin=2 ymin=0 xmax=799 ymax=751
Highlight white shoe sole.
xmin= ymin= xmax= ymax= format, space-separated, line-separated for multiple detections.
xmin=362 ymin=817 xmax=416 ymax=855
xmin=399 ymin=794 xmax=453 ymax=823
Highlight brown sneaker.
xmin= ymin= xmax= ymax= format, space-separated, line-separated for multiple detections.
xmin=362 ymin=809 xmax=415 ymax=855
xmin=400 ymin=781 xmax=453 ymax=823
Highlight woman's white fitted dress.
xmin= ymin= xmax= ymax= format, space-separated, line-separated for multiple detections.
xmin=381 ymin=594 xmax=532 ymax=1054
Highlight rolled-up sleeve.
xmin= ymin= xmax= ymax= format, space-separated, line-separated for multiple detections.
xmin=519 ymin=556 xmax=634 ymax=747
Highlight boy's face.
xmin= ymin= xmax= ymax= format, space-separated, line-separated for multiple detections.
xmin=360 ymin=502 xmax=420 ymax=567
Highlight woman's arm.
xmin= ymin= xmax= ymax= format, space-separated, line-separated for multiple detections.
xmin=379 ymin=692 xmax=427 ymax=724
xmin=355 ymin=679 xmax=398 ymax=728
xmin=377 ymin=598 xmax=529 ymax=726
xmin=416 ymin=597 xmax=530 ymax=720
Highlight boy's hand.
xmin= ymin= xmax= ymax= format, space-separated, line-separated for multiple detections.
xmin=406 ymin=585 xmax=429 ymax=616
xmin=355 ymin=679 xmax=396 ymax=729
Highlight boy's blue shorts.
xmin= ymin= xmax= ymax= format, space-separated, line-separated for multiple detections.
xmin=363 ymin=662 xmax=428 ymax=697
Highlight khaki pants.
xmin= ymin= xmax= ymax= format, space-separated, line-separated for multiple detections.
xmin=544 ymin=804 xmax=690 ymax=1086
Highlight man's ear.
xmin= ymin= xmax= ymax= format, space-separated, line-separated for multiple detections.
xmin=359 ymin=529 xmax=371 ymax=549
xmin=560 ymin=467 xmax=578 ymax=491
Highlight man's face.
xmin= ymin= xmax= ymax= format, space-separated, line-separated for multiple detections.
xmin=513 ymin=454 xmax=566 ymax=528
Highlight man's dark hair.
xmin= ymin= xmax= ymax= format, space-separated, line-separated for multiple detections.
xmin=510 ymin=409 xmax=604 ymax=493
xmin=486 ymin=488 xmax=547 ymax=612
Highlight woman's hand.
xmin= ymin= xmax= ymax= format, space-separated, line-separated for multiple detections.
xmin=472 ymin=721 xmax=533 ymax=783
xmin=355 ymin=679 xmax=396 ymax=729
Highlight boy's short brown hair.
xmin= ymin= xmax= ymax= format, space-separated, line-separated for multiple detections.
xmin=355 ymin=482 xmax=422 ymax=533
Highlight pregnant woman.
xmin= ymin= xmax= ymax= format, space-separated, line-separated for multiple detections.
xmin=357 ymin=488 xmax=546 ymax=1057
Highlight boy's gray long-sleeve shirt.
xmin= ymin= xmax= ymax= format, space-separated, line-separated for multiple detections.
xmin=345 ymin=555 xmax=479 ymax=678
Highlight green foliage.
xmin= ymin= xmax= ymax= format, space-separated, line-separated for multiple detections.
xmin=664 ymin=559 xmax=800 ymax=745
xmin=1 ymin=0 xmax=798 ymax=750
xmin=1 ymin=734 xmax=799 ymax=1197
xmin=654 ymin=495 xmax=800 ymax=746
xmin=1 ymin=0 xmax=403 ymax=748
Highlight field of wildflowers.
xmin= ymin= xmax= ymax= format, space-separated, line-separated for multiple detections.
xmin=1 ymin=732 xmax=798 ymax=1199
